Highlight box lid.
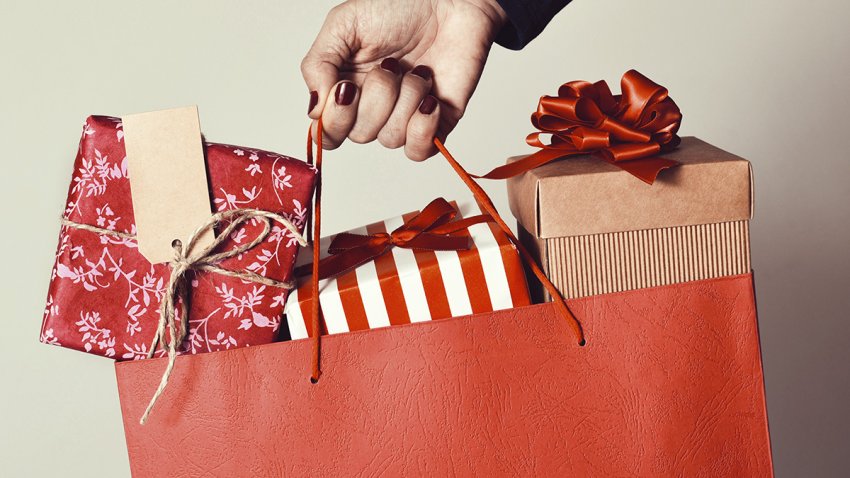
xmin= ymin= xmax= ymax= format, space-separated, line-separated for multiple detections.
xmin=507 ymin=137 xmax=754 ymax=238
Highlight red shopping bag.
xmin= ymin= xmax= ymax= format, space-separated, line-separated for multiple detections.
xmin=115 ymin=128 xmax=772 ymax=477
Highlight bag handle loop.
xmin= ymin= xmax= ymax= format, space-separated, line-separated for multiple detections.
xmin=306 ymin=120 xmax=584 ymax=382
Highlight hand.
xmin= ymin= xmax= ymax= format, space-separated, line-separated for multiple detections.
xmin=302 ymin=0 xmax=507 ymax=160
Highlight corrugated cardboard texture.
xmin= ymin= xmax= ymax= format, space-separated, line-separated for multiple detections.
xmin=521 ymin=220 xmax=751 ymax=299
xmin=507 ymin=137 xmax=754 ymax=238
xmin=123 ymin=106 xmax=214 ymax=263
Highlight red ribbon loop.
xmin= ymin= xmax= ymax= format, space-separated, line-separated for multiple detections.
xmin=477 ymin=69 xmax=683 ymax=184
xmin=296 ymin=197 xmax=492 ymax=281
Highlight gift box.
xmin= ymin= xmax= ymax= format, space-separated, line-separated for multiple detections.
xmin=109 ymin=73 xmax=768 ymax=476
xmin=41 ymin=114 xmax=316 ymax=359
xmin=284 ymin=200 xmax=531 ymax=338
xmin=507 ymin=137 xmax=753 ymax=299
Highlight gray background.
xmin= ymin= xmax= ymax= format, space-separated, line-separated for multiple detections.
xmin=2 ymin=0 xmax=848 ymax=476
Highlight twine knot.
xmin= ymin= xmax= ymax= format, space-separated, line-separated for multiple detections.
xmin=62 ymin=208 xmax=307 ymax=424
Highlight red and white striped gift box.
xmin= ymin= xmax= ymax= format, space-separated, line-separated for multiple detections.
xmin=283 ymin=203 xmax=530 ymax=338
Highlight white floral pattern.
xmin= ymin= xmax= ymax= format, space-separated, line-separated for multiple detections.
xmin=75 ymin=311 xmax=116 ymax=357
xmin=41 ymin=116 xmax=316 ymax=360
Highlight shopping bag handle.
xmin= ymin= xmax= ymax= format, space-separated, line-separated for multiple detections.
xmin=306 ymin=120 xmax=585 ymax=382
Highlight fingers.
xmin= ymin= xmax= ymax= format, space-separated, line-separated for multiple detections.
xmin=302 ymin=57 xmax=339 ymax=119
xmin=405 ymin=95 xmax=441 ymax=162
xmin=305 ymin=58 xmax=443 ymax=160
xmin=301 ymin=6 xmax=351 ymax=118
xmin=348 ymin=58 xmax=403 ymax=144
xmin=378 ymin=65 xmax=433 ymax=149
xmin=314 ymin=80 xmax=360 ymax=150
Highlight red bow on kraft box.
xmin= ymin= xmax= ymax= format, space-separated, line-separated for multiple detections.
xmin=479 ymin=69 xmax=683 ymax=184
xmin=284 ymin=198 xmax=531 ymax=338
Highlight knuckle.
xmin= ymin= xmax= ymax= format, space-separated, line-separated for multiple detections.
xmin=452 ymin=106 xmax=466 ymax=122
xmin=405 ymin=130 xmax=435 ymax=162
xmin=348 ymin=129 xmax=375 ymax=144
xmin=403 ymin=74 xmax=431 ymax=91
xmin=327 ymin=4 xmax=346 ymax=19
xmin=362 ymin=78 xmax=399 ymax=100
xmin=321 ymin=137 xmax=343 ymax=150
xmin=400 ymin=78 xmax=430 ymax=98
xmin=378 ymin=128 xmax=404 ymax=149
xmin=407 ymin=123 xmax=432 ymax=145
xmin=300 ymin=53 xmax=324 ymax=78
xmin=325 ymin=4 xmax=355 ymax=29
xmin=405 ymin=146 xmax=429 ymax=162
xmin=397 ymin=87 xmax=426 ymax=106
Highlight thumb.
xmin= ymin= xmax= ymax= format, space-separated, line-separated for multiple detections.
xmin=301 ymin=53 xmax=341 ymax=119
xmin=301 ymin=10 xmax=352 ymax=119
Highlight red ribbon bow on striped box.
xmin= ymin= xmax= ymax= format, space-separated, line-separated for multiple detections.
xmin=284 ymin=198 xmax=531 ymax=338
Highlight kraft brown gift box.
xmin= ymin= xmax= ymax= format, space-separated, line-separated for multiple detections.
xmin=507 ymin=137 xmax=754 ymax=300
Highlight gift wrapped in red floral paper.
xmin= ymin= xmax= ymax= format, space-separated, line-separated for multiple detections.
xmin=283 ymin=199 xmax=530 ymax=338
xmin=40 ymin=115 xmax=316 ymax=360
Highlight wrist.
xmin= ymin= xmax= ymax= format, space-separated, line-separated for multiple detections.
xmin=466 ymin=0 xmax=509 ymax=36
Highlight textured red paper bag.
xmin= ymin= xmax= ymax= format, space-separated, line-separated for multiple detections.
xmin=116 ymin=273 xmax=772 ymax=477
xmin=41 ymin=116 xmax=316 ymax=359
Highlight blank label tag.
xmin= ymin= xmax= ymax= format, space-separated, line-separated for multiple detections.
xmin=123 ymin=106 xmax=214 ymax=264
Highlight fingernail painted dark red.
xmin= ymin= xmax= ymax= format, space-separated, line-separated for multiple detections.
xmin=335 ymin=82 xmax=356 ymax=106
xmin=411 ymin=65 xmax=432 ymax=81
xmin=380 ymin=57 xmax=401 ymax=75
xmin=419 ymin=95 xmax=438 ymax=114
xmin=308 ymin=90 xmax=318 ymax=113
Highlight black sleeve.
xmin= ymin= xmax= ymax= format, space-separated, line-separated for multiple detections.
xmin=494 ymin=0 xmax=573 ymax=50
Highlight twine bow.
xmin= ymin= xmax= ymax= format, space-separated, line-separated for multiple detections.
xmin=62 ymin=208 xmax=307 ymax=424
xmin=477 ymin=69 xmax=683 ymax=184
xmin=295 ymin=197 xmax=492 ymax=281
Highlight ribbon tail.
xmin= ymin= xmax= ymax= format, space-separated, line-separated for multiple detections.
xmin=295 ymin=244 xmax=389 ymax=281
xmin=429 ymin=213 xmax=493 ymax=235
xmin=402 ymin=234 xmax=472 ymax=251
xmin=474 ymin=148 xmax=580 ymax=180
xmin=608 ymin=156 xmax=679 ymax=185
